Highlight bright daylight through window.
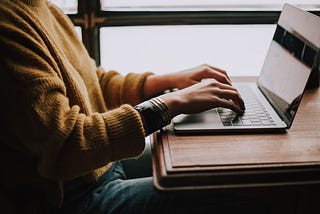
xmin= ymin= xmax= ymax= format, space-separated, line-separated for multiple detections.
xmin=99 ymin=0 xmax=319 ymax=76
xmin=49 ymin=0 xmax=78 ymax=14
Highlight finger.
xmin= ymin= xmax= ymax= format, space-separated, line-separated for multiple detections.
xmin=206 ymin=65 xmax=232 ymax=84
xmin=207 ymin=69 xmax=232 ymax=85
xmin=209 ymin=82 xmax=245 ymax=110
xmin=215 ymin=88 xmax=245 ymax=111
xmin=198 ymin=65 xmax=232 ymax=85
xmin=212 ymin=81 xmax=238 ymax=92
xmin=204 ymin=80 xmax=243 ymax=106
xmin=215 ymin=97 xmax=244 ymax=114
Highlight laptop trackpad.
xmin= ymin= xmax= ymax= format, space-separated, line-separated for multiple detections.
xmin=173 ymin=109 xmax=223 ymax=130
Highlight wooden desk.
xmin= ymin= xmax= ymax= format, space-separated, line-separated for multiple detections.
xmin=151 ymin=77 xmax=320 ymax=191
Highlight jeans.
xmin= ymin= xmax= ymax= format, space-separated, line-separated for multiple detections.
xmin=54 ymin=142 xmax=272 ymax=214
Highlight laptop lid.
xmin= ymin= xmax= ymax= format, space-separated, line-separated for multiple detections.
xmin=257 ymin=3 xmax=320 ymax=128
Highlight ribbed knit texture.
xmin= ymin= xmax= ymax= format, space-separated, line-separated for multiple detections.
xmin=0 ymin=0 xmax=153 ymax=210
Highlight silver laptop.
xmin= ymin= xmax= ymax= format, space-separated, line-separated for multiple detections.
xmin=173 ymin=4 xmax=320 ymax=134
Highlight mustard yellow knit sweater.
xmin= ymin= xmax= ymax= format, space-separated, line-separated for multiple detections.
xmin=0 ymin=0 xmax=152 ymax=209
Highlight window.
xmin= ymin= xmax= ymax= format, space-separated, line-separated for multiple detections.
xmin=100 ymin=25 xmax=275 ymax=76
xmin=74 ymin=26 xmax=82 ymax=40
xmin=49 ymin=1 xmax=82 ymax=39
xmin=51 ymin=0 xmax=320 ymax=76
xmin=101 ymin=0 xmax=320 ymax=12
xmin=98 ymin=1 xmax=319 ymax=76
xmin=49 ymin=0 xmax=78 ymax=14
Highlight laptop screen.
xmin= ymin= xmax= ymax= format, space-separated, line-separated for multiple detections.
xmin=257 ymin=4 xmax=320 ymax=128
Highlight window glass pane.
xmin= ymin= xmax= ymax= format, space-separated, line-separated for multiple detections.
xmin=49 ymin=0 xmax=78 ymax=14
xmin=100 ymin=25 xmax=276 ymax=76
xmin=101 ymin=0 xmax=320 ymax=11
xmin=74 ymin=26 xmax=82 ymax=41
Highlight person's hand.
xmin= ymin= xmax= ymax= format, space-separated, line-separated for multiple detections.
xmin=144 ymin=64 xmax=244 ymax=118
xmin=166 ymin=64 xmax=232 ymax=90
xmin=158 ymin=77 xmax=245 ymax=118
xmin=144 ymin=64 xmax=233 ymax=99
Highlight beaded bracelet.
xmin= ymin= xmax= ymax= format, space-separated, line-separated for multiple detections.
xmin=134 ymin=97 xmax=172 ymax=136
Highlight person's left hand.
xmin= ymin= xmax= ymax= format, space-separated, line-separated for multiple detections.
xmin=144 ymin=64 xmax=233 ymax=99
xmin=167 ymin=64 xmax=232 ymax=90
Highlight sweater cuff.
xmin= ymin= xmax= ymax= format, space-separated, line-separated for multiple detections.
xmin=102 ymin=104 xmax=146 ymax=160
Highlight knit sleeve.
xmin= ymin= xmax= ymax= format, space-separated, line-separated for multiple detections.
xmin=97 ymin=67 xmax=154 ymax=109
xmin=0 ymin=1 xmax=146 ymax=181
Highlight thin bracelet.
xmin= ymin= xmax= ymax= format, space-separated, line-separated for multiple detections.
xmin=134 ymin=98 xmax=171 ymax=136
xmin=149 ymin=97 xmax=171 ymax=126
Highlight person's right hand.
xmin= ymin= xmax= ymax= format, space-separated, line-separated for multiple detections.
xmin=158 ymin=78 xmax=245 ymax=118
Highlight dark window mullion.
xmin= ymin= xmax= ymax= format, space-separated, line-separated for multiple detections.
xmin=96 ymin=11 xmax=281 ymax=27
xmin=68 ymin=0 xmax=101 ymax=64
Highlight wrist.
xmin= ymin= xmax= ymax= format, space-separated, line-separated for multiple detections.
xmin=134 ymin=97 xmax=172 ymax=136
xmin=144 ymin=74 xmax=176 ymax=98
xmin=158 ymin=93 xmax=183 ymax=118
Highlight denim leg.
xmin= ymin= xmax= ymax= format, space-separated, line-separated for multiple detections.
xmin=55 ymin=141 xmax=273 ymax=214
xmin=120 ymin=140 xmax=152 ymax=179
xmin=79 ymin=161 xmax=272 ymax=214
xmin=52 ymin=162 xmax=125 ymax=214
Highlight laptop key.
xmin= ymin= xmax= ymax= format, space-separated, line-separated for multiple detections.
xmin=241 ymin=120 xmax=253 ymax=126
xmin=252 ymin=121 xmax=263 ymax=126
xmin=261 ymin=120 xmax=272 ymax=126
xmin=232 ymin=118 xmax=242 ymax=126
xmin=222 ymin=121 xmax=232 ymax=126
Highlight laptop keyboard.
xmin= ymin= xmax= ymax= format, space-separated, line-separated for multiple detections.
xmin=218 ymin=87 xmax=277 ymax=127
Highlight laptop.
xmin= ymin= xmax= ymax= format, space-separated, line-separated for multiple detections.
xmin=173 ymin=3 xmax=320 ymax=134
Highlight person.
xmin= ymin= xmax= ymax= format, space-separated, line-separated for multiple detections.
xmin=0 ymin=0 xmax=271 ymax=214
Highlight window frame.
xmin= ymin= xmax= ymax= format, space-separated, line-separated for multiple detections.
xmin=69 ymin=0 xmax=320 ymax=65
xmin=100 ymin=0 xmax=320 ymax=12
